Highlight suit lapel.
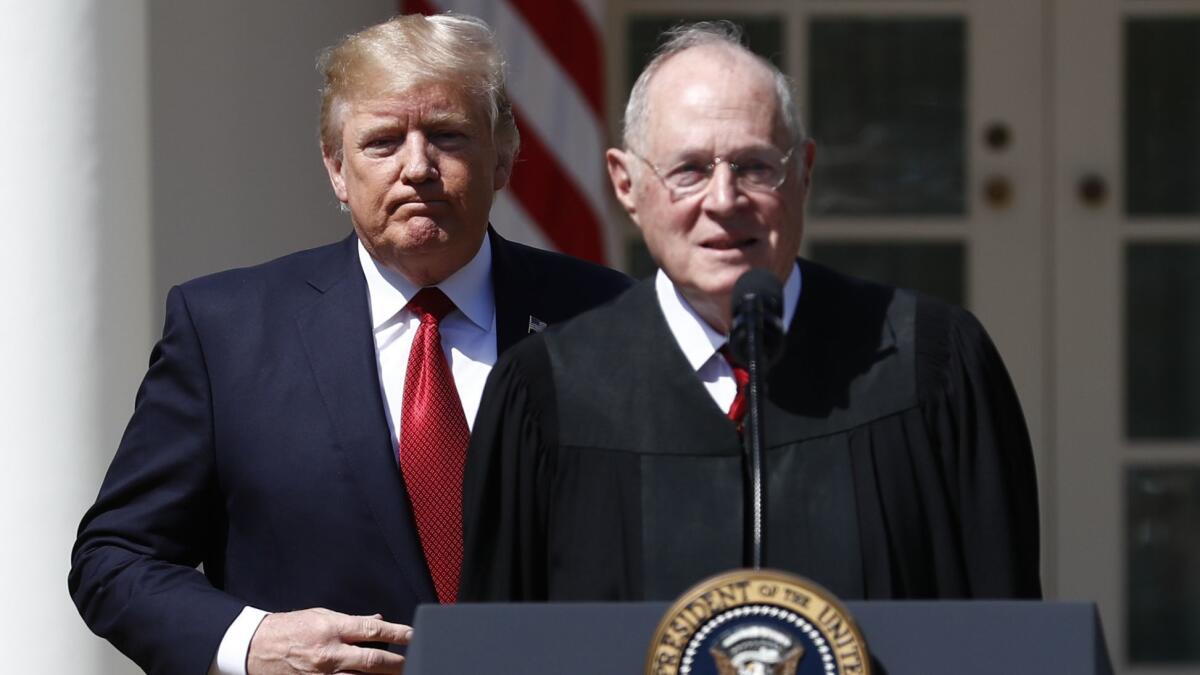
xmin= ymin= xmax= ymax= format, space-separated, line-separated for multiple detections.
xmin=295 ymin=235 xmax=437 ymax=604
xmin=488 ymin=228 xmax=540 ymax=354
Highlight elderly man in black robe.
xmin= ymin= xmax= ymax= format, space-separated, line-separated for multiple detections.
xmin=460 ymin=22 xmax=1041 ymax=602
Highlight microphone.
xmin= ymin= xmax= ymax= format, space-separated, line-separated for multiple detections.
xmin=729 ymin=269 xmax=785 ymax=368
xmin=727 ymin=269 xmax=784 ymax=570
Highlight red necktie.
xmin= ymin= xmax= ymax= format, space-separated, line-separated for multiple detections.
xmin=720 ymin=346 xmax=750 ymax=431
xmin=399 ymin=287 xmax=469 ymax=604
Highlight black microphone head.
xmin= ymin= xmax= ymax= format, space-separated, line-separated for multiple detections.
xmin=729 ymin=269 xmax=786 ymax=368
xmin=732 ymin=268 xmax=783 ymax=310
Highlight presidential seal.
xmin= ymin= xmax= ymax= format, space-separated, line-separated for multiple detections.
xmin=645 ymin=569 xmax=870 ymax=675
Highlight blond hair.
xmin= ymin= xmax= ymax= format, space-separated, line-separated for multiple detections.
xmin=318 ymin=13 xmax=519 ymax=166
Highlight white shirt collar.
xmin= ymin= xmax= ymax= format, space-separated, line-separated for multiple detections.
xmin=357 ymin=234 xmax=495 ymax=332
xmin=655 ymin=262 xmax=802 ymax=373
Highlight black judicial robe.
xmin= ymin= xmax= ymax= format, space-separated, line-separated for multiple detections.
xmin=460 ymin=260 xmax=1041 ymax=602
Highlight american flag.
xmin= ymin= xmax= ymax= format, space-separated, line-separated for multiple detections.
xmin=403 ymin=0 xmax=612 ymax=266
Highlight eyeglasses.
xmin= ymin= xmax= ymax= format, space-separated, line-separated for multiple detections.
xmin=628 ymin=146 xmax=794 ymax=200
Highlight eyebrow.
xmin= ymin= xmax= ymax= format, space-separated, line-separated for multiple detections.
xmin=354 ymin=110 xmax=474 ymax=141
xmin=420 ymin=110 xmax=473 ymax=127
xmin=663 ymin=144 xmax=782 ymax=163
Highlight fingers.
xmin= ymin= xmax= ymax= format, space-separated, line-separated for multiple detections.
xmin=329 ymin=643 xmax=407 ymax=674
xmin=246 ymin=608 xmax=412 ymax=675
xmin=340 ymin=614 xmax=413 ymax=646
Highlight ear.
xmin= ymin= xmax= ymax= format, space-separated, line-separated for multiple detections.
xmin=322 ymin=145 xmax=349 ymax=203
xmin=493 ymin=154 xmax=513 ymax=192
xmin=799 ymin=139 xmax=816 ymax=191
xmin=606 ymin=148 xmax=640 ymax=226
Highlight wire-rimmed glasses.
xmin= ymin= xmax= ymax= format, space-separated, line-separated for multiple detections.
xmin=628 ymin=146 xmax=795 ymax=200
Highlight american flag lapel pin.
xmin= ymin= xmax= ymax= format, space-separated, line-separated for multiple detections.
xmin=527 ymin=316 xmax=547 ymax=334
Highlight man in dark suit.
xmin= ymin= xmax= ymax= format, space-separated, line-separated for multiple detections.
xmin=461 ymin=22 xmax=1040 ymax=603
xmin=69 ymin=13 xmax=629 ymax=675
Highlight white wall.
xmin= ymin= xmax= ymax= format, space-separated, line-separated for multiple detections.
xmin=149 ymin=1 xmax=396 ymax=316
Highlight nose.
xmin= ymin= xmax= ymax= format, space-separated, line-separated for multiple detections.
xmin=701 ymin=161 xmax=740 ymax=215
xmin=399 ymin=134 xmax=439 ymax=184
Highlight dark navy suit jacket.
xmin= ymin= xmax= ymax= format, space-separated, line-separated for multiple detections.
xmin=69 ymin=229 xmax=631 ymax=675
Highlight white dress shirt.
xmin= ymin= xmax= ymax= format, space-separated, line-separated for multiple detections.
xmin=654 ymin=263 xmax=801 ymax=413
xmin=360 ymin=235 xmax=497 ymax=437
xmin=209 ymin=237 xmax=498 ymax=675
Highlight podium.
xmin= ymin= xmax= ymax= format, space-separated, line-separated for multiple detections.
xmin=406 ymin=601 xmax=1113 ymax=674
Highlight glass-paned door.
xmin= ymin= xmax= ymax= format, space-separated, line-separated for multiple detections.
xmin=1057 ymin=0 xmax=1200 ymax=671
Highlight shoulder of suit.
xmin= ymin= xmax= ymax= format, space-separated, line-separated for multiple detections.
xmin=499 ymin=238 xmax=632 ymax=290
xmin=175 ymin=236 xmax=352 ymax=295
xmin=166 ymin=235 xmax=354 ymax=324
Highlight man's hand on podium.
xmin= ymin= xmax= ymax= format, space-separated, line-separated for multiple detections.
xmin=247 ymin=607 xmax=412 ymax=674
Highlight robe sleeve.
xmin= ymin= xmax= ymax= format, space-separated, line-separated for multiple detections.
xmin=460 ymin=340 xmax=557 ymax=602
xmin=919 ymin=302 xmax=1043 ymax=599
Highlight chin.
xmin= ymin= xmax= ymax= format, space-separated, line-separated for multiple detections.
xmin=697 ymin=273 xmax=744 ymax=299
xmin=710 ymin=261 xmax=757 ymax=285
xmin=391 ymin=225 xmax=456 ymax=253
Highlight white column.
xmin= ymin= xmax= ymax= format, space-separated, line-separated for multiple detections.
xmin=0 ymin=1 xmax=151 ymax=674
xmin=0 ymin=1 xmax=395 ymax=671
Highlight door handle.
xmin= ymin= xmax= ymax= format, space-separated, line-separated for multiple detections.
xmin=983 ymin=174 xmax=1013 ymax=208
xmin=1078 ymin=173 xmax=1109 ymax=207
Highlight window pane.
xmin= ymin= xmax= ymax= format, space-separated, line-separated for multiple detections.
xmin=1125 ymin=19 xmax=1200 ymax=216
xmin=1125 ymin=244 xmax=1200 ymax=439
xmin=807 ymin=242 xmax=965 ymax=307
xmin=1127 ymin=467 xmax=1200 ymax=663
xmin=809 ymin=18 xmax=965 ymax=216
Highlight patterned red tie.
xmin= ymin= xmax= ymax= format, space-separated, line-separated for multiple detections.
xmin=399 ymin=287 xmax=469 ymax=604
xmin=720 ymin=346 xmax=750 ymax=431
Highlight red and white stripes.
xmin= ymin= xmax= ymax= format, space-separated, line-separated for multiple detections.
xmin=405 ymin=0 xmax=612 ymax=265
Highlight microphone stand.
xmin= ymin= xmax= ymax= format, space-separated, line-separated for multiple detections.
xmin=741 ymin=296 xmax=767 ymax=570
